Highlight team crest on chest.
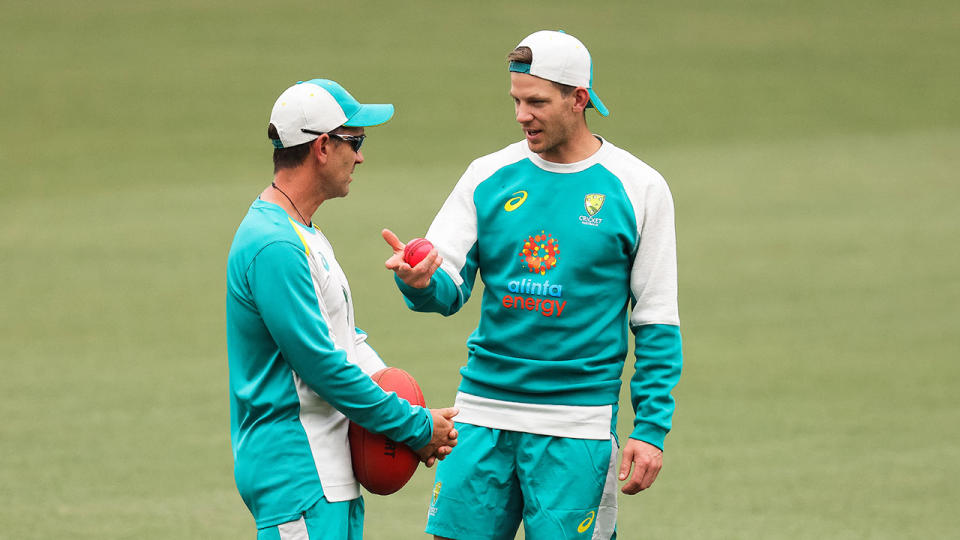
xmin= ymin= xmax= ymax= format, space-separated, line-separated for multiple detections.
xmin=584 ymin=193 xmax=605 ymax=216
xmin=580 ymin=193 xmax=605 ymax=226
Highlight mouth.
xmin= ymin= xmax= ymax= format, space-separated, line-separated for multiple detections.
xmin=524 ymin=128 xmax=542 ymax=141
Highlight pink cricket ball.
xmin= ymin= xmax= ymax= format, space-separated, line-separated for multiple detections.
xmin=403 ymin=238 xmax=434 ymax=267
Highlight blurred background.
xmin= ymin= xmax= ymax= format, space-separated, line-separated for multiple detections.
xmin=1 ymin=0 xmax=958 ymax=538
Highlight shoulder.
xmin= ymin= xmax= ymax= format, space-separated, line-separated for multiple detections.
xmin=229 ymin=200 xmax=308 ymax=266
xmin=464 ymin=141 xmax=529 ymax=181
xmin=597 ymin=140 xmax=669 ymax=191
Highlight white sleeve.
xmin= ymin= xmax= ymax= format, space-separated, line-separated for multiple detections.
xmin=629 ymin=174 xmax=680 ymax=327
xmin=424 ymin=162 xmax=481 ymax=287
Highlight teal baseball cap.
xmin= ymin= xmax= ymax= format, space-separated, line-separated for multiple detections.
xmin=269 ymin=79 xmax=394 ymax=148
xmin=508 ymin=30 xmax=609 ymax=117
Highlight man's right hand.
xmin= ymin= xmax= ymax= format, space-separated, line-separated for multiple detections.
xmin=382 ymin=228 xmax=442 ymax=289
xmin=415 ymin=407 xmax=459 ymax=467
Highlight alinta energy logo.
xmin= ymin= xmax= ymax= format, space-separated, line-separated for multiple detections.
xmin=500 ymin=231 xmax=567 ymax=318
xmin=519 ymin=231 xmax=559 ymax=275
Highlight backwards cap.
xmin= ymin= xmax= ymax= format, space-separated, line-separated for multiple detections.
xmin=508 ymin=30 xmax=609 ymax=117
xmin=269 ymin=79 xmax=394 ymax=148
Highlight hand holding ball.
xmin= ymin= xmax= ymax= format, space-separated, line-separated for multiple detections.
xmin=403 ymin=238 xmax=434 ymax=267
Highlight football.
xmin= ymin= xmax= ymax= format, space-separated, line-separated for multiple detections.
xmin=349 ymin=367 xmax=425 ymax=495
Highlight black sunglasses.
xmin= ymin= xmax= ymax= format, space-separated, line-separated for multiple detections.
xmin=301 ymin=129 xmax=365 ymax=152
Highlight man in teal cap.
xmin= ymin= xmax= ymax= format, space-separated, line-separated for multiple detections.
xmin=383 ymin=30 xmax=683 ymax=539
xmin=226 ymin=79 xmax=459 ymax=539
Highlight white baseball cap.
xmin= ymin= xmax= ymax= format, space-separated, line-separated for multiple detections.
xmin=268 ymin=79 xmax=394 ymax=148
xmin=509 ymin=30 xmax=609 ymax=117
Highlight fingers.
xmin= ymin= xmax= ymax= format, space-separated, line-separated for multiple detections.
xmin=421 ymin=249 xmax=443 ymax=275
xmin=416 ymin=442 xmax=454 ymax=467
xmin=381 ymin=228 xmax=404 ymax=251
xmin=641 ymin=462 xmax=661 ymax=490
xmin=412 ymin=249 xmax=442 ymax=273
xmin=428 ymin=408 xmax=459 ymax=452
xmin=618 ymin=445 xmax=635 ymax=482
xmin=438 ymin=407 xmax=459 ymax=420
xmin=382 ymin=229 xmax=406 ymax=271
xmin=621 ymin=460 xmax=661 ymax=494
xmin=619 ymin=440 xmax=663 ymax=494
xmin=383 ymin=237 xmax=442 ymax=288
xmin=419 ymin=445 xmax=453 ymax=468
xmin=620 ymin=462 xmax=646 ymax=495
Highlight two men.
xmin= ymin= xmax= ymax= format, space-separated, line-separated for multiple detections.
xmin=228 ymin=29 xmax=682 ymax=540
xmin=226 ymin=79 xmax=458 ymax=539
xmin=384 ymin=31 xmax=683 ymax=539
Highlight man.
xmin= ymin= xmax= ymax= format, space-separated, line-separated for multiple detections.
xmin=227 ymin=79 xmax=458 ymax=540
xmin=383 ymin=31 xmax=682 ymax=539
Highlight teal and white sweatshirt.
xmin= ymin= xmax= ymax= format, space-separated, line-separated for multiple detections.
xmin=227 ymin=199 xmax=433 ymax=529
xmin=397 ymin=139 xmax=682 ymax=449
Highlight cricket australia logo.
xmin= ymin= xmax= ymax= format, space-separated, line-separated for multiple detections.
xmin=432 ymin=482 xmax=442 ymax=505
xmin=580 ymin=193 xmax=605 ymax=226
xmin=428 ymin=481 xmax=442 ymax=517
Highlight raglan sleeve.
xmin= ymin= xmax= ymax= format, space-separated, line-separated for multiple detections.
xmin=395 ymin=162 xmax=481 ymax=316
xmin=248 ymin=241 xmax=433 ymax=450
xmin=627 ymin=176 xmax=684 ymax=450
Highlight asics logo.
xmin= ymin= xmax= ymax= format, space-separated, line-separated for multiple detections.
xmin=504 ymin=191 xmax=528 ymax=212
xmin=577 ymin=510 xmax=596 ymax=533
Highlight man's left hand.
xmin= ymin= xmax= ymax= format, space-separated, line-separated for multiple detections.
xmin=618 ymin=438 xmax=663 ymax=494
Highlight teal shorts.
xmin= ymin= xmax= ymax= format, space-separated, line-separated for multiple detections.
xmin=425 ymin=423 xmax=619 ymax=540
xmin=257 ymin=496 xmax=364 ymax=540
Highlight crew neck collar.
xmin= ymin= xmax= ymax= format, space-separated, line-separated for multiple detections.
xmin=523 ymin=135 xmax=610 ymax=173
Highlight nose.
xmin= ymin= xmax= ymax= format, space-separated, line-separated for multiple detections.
xmin=354 ymin=149 xmax=364 ymax=164
xmin=515 ymin=104 xmax=533 ymax=124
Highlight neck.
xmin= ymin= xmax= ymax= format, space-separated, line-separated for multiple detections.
xmin=261 ymin=170 xmax=324 ymax=226
xmin=540 ymin=125 xmax=602 ymax=164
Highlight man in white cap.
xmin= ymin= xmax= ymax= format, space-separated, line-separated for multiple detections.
xmin=226 ymin=79 xmax=458 ymax=539
xmin=383 ymin=31 xmax=683 ymax=539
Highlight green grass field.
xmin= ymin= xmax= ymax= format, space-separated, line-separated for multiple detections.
xmin=2 ymin=1 xmax=958 ymax=538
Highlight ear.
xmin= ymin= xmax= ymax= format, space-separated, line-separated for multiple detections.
xmin=571 ymin=87 xmax=591 ymax=113
xmin=310 ymin=134 xmax=332 ymax=165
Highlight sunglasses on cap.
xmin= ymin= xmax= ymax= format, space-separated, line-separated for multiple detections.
xmin=301 ymin=129 xmax=365 ymax=153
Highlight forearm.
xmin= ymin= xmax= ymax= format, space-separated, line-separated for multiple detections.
xmin=629 ymin=323 xmax=683 ymax=450
xmin=395 ymin=268 xmax=465 ymax=316
xmin=311 ymin=358 xmax=433 ymax=449
xmin=251 ymin=242 xmax=433 ymax=448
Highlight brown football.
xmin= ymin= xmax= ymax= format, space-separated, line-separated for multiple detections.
xmin=348 ymin=367 xmax=425 ymax=495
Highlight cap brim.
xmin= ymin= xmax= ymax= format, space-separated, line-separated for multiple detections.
xmin=588 ymin=89 xmax=609 ymax=117
xmin=343 ymin=103 xmax=395 ymax=127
